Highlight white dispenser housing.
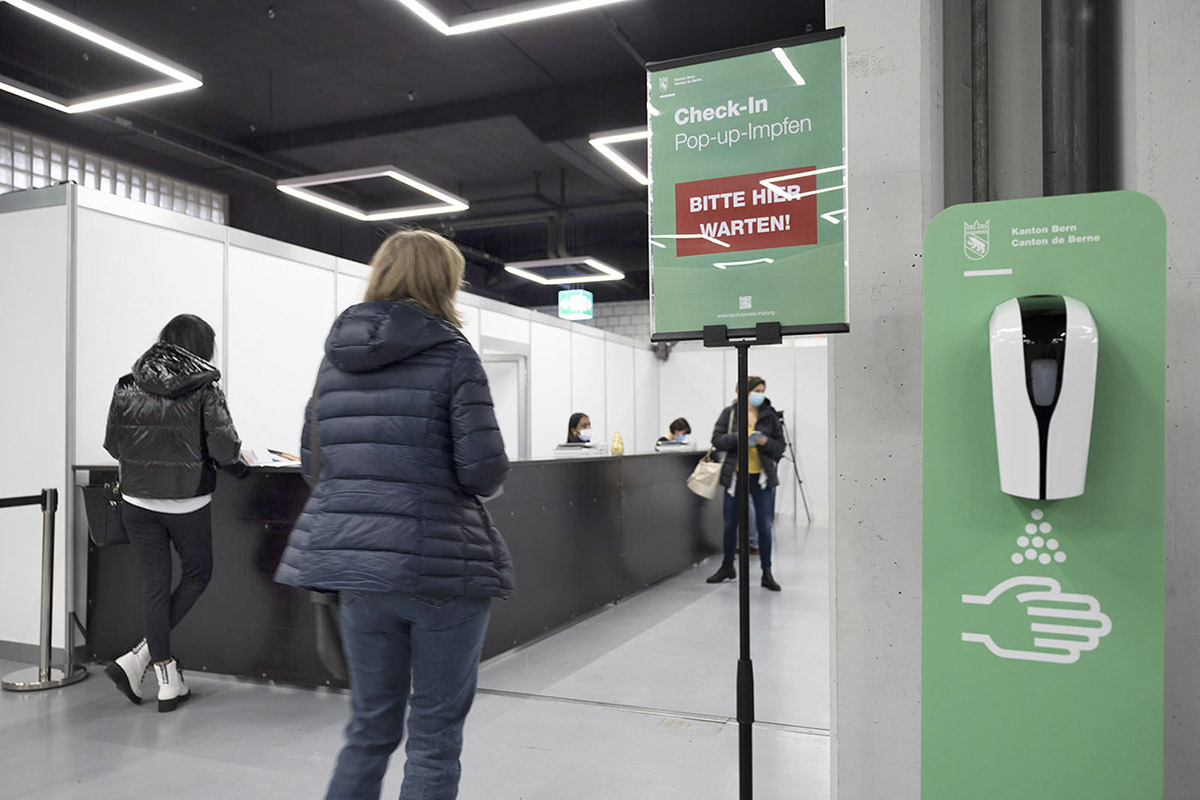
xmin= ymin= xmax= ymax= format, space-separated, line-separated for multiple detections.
xmin=988 ymin=295 xmax=1099 ymax=500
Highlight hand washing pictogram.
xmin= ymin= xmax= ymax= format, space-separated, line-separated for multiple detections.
xmin=961 ymin=575 xmax=1112 ymax=665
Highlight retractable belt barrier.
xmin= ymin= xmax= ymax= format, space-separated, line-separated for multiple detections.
xmin=1 ymin=488 xmax=88 ymax=692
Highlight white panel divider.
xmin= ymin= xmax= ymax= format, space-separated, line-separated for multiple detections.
xmin=226 ymin=247 xmax=335 ymax=456
xmin=530 ymin=321 xmax=572 ymax=459
xmin=0 ymin=201 xmax=69 ymax=649
xmin=570 ymin=331 xmax=608 ymax=446
xmin=604 ymin=341 xmax=637 ymax=453
xmin=74 ymin=208 xmax=225 ymax=466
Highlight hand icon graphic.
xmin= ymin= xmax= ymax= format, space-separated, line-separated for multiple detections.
xmin=961 ymin=576 xmax=1112 ymax=665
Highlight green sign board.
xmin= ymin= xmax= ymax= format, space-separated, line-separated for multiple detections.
xmin=922 ymin=192 xmax=1165 ymax=798
xmin=648 ymin=30 xmax=848 ymax=340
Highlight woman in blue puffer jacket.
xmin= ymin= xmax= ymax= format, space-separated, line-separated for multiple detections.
xmin=275 ymin=229 xmax=511 ymax=800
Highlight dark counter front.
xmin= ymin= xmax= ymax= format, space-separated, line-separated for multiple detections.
xmin=81 ymin=452 xmax=720 ymax=687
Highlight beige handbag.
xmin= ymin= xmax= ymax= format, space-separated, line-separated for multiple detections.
xmin=687 ymin=449 xmax=724 ymax=498
xmin=687 ymin=408 xmax=734 ymax=499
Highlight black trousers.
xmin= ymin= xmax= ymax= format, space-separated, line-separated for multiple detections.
xmin=120 ymin=503 xmax=214 ymax=662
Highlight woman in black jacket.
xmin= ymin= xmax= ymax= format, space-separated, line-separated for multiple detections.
xmin=276 ymin=229 xmax=511 ymax=800
xmin=705 ymin=375 xmax=784 ymax=591
xmin=102 ymin=314 xmax=242 ymax=711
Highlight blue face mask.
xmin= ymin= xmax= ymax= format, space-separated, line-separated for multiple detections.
xmin=673 ymin=433 xmax=687 ymax=442
xmin=749 ymin=392 xmax=766 ymax=407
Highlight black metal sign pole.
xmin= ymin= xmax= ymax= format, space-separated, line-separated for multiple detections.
xmin=734 ymin=337 xmax=753 ymax=800
xmin=701 ymin=321 xmax=782 ymax=800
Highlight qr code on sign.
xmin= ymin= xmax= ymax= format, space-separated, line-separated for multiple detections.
xmin=739 ymin=296 xmax=752 ymax=310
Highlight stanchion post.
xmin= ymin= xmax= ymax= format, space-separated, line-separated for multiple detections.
xmin=37 ymin=488 xmax=56 ymax=682
xmin=1 ymin=487 xmax=87 ymax=692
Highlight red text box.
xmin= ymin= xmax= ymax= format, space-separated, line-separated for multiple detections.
xmin=673 ymin=167 xmax=818 ymax=256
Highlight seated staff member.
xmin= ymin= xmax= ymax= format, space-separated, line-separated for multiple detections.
xmin=705 ymin=375 xmax=784 ymax=591
xmin=657 ymin=417 xmax=691 ymax=444
xmin=567 ymin=412 xmax=592 ymax=443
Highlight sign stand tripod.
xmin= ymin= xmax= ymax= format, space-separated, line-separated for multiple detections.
xmin=777 ymin=410 xmax=813 ymax=524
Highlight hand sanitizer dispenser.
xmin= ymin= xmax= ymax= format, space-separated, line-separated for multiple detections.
xmin=988 ymin=295 xmax=1099 ymax=500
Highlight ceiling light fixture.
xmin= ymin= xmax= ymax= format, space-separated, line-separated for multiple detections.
xmin=771 ymin=46 xmax=806 ymax=86
xmin=397 ymin=0 xmax=636 ymax=36
xmin=504 ymin=257 xmax=625 ymax=285
xmin=589 ymin=127 xmax=649 ymax=186
xmin=277 ymin=166 xmax=469 ymax=221
xmin=0 ymin=0 xmax=202 ymax=113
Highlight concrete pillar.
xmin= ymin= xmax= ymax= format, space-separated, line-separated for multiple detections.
xmin=825 ymin=1 xmax=943 ymax=798
xmin=1116 ymin=3 xmax=1200 ymax=797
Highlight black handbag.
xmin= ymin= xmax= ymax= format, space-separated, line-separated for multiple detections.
xmin=80 ymin=480 xmax=128 ymax=546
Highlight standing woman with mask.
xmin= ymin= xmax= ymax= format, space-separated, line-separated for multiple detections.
xmin=567 ymin=412 xmax=592 ymax=443
xmin=276 ymin=229 xmax=511 ymax=800
xmin=705 ymin=375 xmax=784 ymax=591
xmin=103 ymin=314 xmax=243 ymax=711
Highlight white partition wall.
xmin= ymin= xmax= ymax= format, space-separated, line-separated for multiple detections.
xmin=335 ymin=258 xmax=370 ymax=316
xmin=634 ymin=347 xmax=659 ymax=452
xmin=458 ymin=295 xmax=482 ymax=354
xmin=226 ymin=236 xmax=336 ymax=455
xmin=529 ymin=319 xmax=572 ymax=459
xmin=660 ymin=343 xmax=732 ymax=461
xmin=74 ymin=206 xmax=226 ymax=466
xmin=571 ymin=329 xmax=608 ymax=444
xmin=604 ymin=341 xmax=637 ymax=452
xmin=0 ymin=190 xmax=70 ymax=649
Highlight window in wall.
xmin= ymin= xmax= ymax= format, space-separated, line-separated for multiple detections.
xmin=0 ymin=123 xmax=227 ymax=224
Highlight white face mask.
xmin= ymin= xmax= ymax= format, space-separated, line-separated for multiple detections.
xmin=579 ymin=429 xmax=592 ymax=443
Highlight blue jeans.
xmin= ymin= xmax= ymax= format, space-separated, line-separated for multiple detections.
xmin=326 ymin=591 xmax=492 ymax=800
xmin=723 ymin=480 xmax=775 ymax=568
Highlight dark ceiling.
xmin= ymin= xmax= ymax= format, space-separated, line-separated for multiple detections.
xmin=0 ymin=0 xmax=825 ymax=305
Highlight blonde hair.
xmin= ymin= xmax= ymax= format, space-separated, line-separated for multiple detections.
xmin=363 ymin=229 xmax=465 ymax=327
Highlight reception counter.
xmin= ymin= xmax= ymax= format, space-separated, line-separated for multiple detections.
xmin=79 ymin=451 xmax=721 ymax=687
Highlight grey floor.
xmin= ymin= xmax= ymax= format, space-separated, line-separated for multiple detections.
xmin=0 ymin=523 xmax=830 ymax=799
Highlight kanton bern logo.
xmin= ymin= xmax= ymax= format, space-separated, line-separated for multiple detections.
xmin=964 ymin=220 xmax=990 ymax=260
xmin=659 ymin=75 xmax=669 ymax=94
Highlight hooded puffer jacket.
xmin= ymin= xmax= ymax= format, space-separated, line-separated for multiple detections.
xmin=104 ymin=342 xmax=242 ymax=498
xmin=274 ymin=300 xmax=514 ymax=599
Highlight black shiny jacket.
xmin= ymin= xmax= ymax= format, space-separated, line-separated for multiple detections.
xmin=103 ymin=342 xmax=241 ymax=498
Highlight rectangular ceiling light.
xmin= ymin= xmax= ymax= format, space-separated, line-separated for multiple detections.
xmin=397 ymin=0 xmax=637 ymax=36
xmin=0 ymin=0 xmax=202 ymax=114
xmin=589 ymin=127 xmax=648 ymax=186
xmin=505 ymin=256 xmax=625 ymax=285
xmin=277 ymin=166 xmax=469 ymax=221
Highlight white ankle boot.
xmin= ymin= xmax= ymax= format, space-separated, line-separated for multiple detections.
xmin=155 ymin=659 xmax=190 ymax=713
xmin=104 ymin=639 xmax=151 ymax=705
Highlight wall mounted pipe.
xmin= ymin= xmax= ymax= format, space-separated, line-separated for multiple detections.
xmin=1042 ymin=0 xmax=1100 ymax=195
xmin=971 ymin=0 xmax=990 ymax=202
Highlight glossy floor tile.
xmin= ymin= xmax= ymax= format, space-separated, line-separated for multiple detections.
xmin=0 ymin=523 xmax=830 ymax=799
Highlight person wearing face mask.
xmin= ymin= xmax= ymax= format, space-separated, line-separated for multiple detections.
xmin=657 ymin=417 xmax=691 ymax=445
xmin=705 ymin=375 xmax=784 ymax=591
xmin=567 ymin=412 xmax=592 ymax=444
